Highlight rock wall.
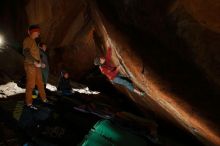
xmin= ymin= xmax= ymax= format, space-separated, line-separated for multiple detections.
xmin=0 ymin=0 xmax=27 ymax=83
xmin=0 ymin=0 xmax=220 ymax=145
xmin=90 ymin=0 xmax=220 ymax=145
xmin=25 ymin=0 xmax=98 ymax=80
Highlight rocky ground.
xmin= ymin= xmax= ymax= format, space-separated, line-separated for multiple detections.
xmin=0 ymin=81 xmax=204 ymax=146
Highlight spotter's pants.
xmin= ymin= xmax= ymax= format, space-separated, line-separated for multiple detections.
xmin=24 ymin=64 xmax=46 ymax=105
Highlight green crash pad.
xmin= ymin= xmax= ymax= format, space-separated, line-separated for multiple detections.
xmin=79 ymin=120 xmax=149 ymax=146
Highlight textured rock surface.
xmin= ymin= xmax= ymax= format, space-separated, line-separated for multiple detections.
xmin=91 ymin=0 xmax=220 ymax=145
xmin=24 ymin=0 xmax=98 ymax=79
xmin=0 ymin=0 xmax=220 ymax=145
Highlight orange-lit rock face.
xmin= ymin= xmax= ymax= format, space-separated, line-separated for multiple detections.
xmin=24 ymin=0 xmax=98 ymax=80
xmin=1 ymin=0 xmax=220 ymax=145
xmin=181 ymin=0 xmax=220 ymax=33
xmin=91 ymin=0 xmax=220 ymax=145
xmin=23 ymin=0 xmax=220 ymax=145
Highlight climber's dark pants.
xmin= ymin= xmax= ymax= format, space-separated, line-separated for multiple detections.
xmin=112 ymin=74 xmax=134 ymax=91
